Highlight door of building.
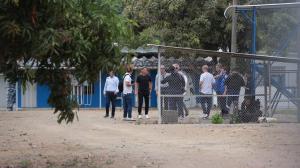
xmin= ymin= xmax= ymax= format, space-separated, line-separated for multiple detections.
xmin=21 ymin=83 xmax=37 ymax=108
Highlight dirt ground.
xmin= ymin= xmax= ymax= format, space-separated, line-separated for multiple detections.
xmin=0 ymin=109 xmax=300 ymax=168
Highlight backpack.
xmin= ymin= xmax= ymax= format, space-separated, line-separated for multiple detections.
xmin=118 ymin=74 xmax=130 ymax=93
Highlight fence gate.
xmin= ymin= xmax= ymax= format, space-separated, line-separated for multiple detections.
xmin=21 ymin=82 xmax=37 ymax=108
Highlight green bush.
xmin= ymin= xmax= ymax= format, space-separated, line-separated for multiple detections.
xmin=211 ymin=114 xmax=224 ymax=124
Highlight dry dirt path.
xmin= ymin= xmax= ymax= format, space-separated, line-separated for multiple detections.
xmin=0 ymin=110 xmax=300 ymax=168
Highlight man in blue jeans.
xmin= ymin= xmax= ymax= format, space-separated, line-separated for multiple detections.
xmin=123 ymin=66 xmax=134 ymax=120
xmin=214 ymin=64 xmax=228 ymax=116
xmin=199 ymin=65 xmax=215 ymax=119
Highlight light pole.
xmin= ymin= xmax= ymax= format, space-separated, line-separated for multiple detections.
xmin=231 ymin=0 xmax=238 ymax=69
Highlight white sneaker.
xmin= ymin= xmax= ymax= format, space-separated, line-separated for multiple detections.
xmin=145 ymin=115 xmax=150 ymax=119
xmin=202 ymin=114 xmax=208 ymax=118
xmin=128 ymin=117 xmax=134 ymax=121
xmin=138 ymin=115 xmax=142 ymax=119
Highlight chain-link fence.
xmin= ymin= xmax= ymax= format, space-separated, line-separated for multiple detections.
xmin=154 ymin=46 xmax=300 ymax=124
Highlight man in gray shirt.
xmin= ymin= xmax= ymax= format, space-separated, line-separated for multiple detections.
xmin=155 ymin=65 xmax=170 ymax=110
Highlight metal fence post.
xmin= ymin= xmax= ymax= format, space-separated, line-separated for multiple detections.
xmin=15 ymin=82 xmax=18 ymax=111
xmin=297 ymin=63 xmax=300 ymax=122
xmin=231 ymin=0 xmax=238 ymax=68
xmin=263 ymin=61 xmax=268 ymax=116
xmin=268 ymin=61 xmax=272 ymax=117
xmin=251 ymin=7 xmax=257 ymax=96
xmin=157 ymin=47 xmax=162 ymax=124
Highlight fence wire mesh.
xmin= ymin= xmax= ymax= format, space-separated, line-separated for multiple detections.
xmin=156 ymin=46 xmax=300 ymax=124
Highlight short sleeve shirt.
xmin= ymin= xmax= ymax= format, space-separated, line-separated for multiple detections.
xmin=136 ymin=75 xmax=152 ymax=92
xmin=123 ymin=73 xmax=133 ymax=94
xmin=200 ymin=72 xmax=215 ymax=94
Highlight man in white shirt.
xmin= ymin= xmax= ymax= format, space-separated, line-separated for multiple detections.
xmin=103 ymin=70 xmax=119 ymax=118
xmin=155 ymin=65 xmax=170 ymax=111
xmin=199 ymin=65 xmax=215 ymax=119
xmin=123 ymin=66 xmax=134 ymax=120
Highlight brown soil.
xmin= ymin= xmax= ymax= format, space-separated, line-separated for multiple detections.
xmin=0 ymin=110 xmax=300 ymax=168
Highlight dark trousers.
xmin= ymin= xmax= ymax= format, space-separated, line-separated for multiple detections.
xmin=200 ymin=94 xmax=213 ymax=116
xmin=161 ymin=89 xmax=169 ymax=111
xmin=105 ymin=91 xmax=117 ymax=117
xmin=227 ymin=89 xmax=240 ymax=108
xmin=138 ymin=91 xmax=149 ymax=115
xmin=216 ymin=92 xmax=228 ymax=115
xmin=169 ymin=96 xmax=184 ymax=117
xmin=123 ymin=94 xmax=132 ymax=118
xmin=161 ymin=96 xmax=169 ymax=111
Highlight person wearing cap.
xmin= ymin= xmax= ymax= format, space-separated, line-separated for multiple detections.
xmin=155 ymin=65 xmax=170 ymax=111
xmin=199 ymin=65 xmax=215 ymax=119
xmin=161 ymin=65 xmax=186 ymax=119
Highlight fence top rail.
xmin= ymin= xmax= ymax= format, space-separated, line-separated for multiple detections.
xmin=147 ymin=44 xmax=300 ymax=64
xmin=224 ymin=2 xmax=300 ymax=18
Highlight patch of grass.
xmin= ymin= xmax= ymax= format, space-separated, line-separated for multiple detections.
xmin=211 ymin=113 xmax=223 ymax=124
xmin=19 ymin=159 xmax=32 ymax=168
xmin=135 ymin=120 xmax=141 ymax=125
xmin=105 ymin=158 xmax=114 ymax=165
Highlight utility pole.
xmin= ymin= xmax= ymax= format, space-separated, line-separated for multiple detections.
xmin=297 ymin=62 xmax=300 ymax=123
xmin=231 ymin=0 xmax=238 ymax=69
xmin=297 ymin=10 xmax=300 ymax=122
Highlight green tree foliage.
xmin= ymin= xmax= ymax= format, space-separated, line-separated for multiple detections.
xmin=0 ymin=0 xmax=131 ymax=123
xmin=123 ymin=0 xmax=299 ymax=72
xmin=123 ymin=0 xmax=250 ymax=71
xmin=123 ymin=0 xmax=233 ymax=50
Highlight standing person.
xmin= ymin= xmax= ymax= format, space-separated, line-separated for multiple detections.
xmin=173 ymin=64 xmax=189 ymax=117
xmin=123 ymin=66 xmax=134 ymax=120
xmin=135 ymin=67 xmax=152 ymax=119
xmin=224 ymin=68 xmax=245 ymax=108
xmin=161 ymin=66 xmax=185 ymax=119
xmin=243 ymin=73 xmax=252 ymax=96
xmin=103 ymin=70 xmax=119 ymax=118
xmin=214 ymin=64 xmax=228 ymax=116
xmin=155 ymin=65 xmax=170 ymax=111
xmin=199 ymin=65 xmax=215 ymax=119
